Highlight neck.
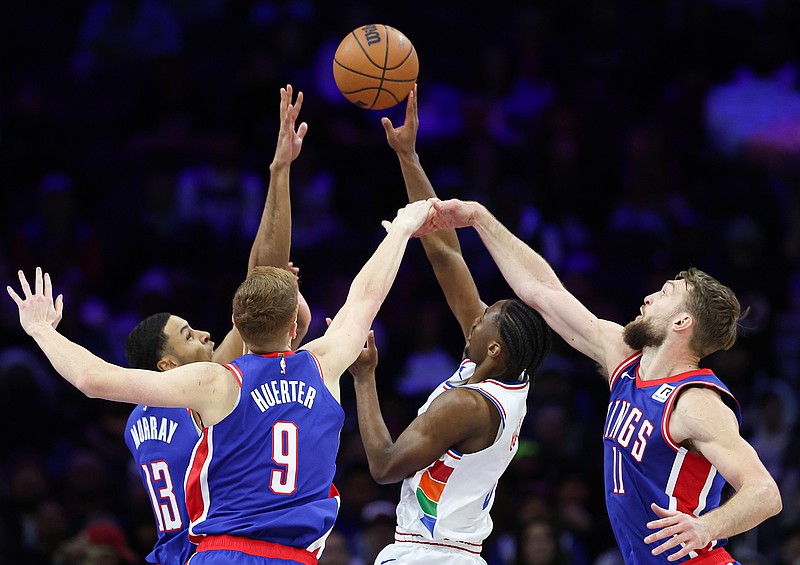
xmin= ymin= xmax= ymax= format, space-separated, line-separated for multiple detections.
xmin=638 ymin=346 xmax=700 ymax=381
xmin=248 ymin=338 xmax=292 ymax=355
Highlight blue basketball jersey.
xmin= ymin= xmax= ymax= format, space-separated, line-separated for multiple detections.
xmin=185 ymin=350 xmax=345 ymax=560
xmin=125 ymin=405 xmax=201 ymax=565
xmin=603 ymin=353 xmax=742 ymax=564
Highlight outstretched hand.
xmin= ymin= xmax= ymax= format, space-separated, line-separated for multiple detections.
xmin=347 ymin=329 xmax=378 ymax=382
xmin=380 ymin=198 xmax=438 ymax=237
xmin=381 ymin=85 xmax=418 ymax=157
xmin=7 ymin=267 xmax=64 ymax=335
xmin=273 ymin=84 xmax=308 ymax=167
xmin=644 ymin=503 xmax=713 ymax=561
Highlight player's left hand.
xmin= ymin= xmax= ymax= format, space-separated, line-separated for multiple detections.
xmin=7 ymin=267 xmax=64 ymax=335
xmin=644 ymin=503 xmax=713 ymax=561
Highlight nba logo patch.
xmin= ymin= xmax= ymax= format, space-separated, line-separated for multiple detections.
xmin=652 ymin=384 xmax=675 ymax=403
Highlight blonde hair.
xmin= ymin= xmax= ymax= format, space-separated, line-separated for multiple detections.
xmin=233 ymin=266 xmax=298 ymax=346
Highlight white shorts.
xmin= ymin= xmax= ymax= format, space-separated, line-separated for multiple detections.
xmin=374 ymin=542 xmax=487 ymax=565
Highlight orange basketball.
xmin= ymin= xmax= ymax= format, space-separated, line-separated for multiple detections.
xmin=332 ymin=24 xmax=419 ymax=110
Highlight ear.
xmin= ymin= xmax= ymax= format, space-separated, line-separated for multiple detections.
xmin=673 ymin=313 xmax=693 ymax=333
xmin=487 ymin=341 xmax=502 ymax=359
xmin=289 ymin=320 xmax=298 ymax=340
xmin=156 ymin=357 xmax=178 ymax=372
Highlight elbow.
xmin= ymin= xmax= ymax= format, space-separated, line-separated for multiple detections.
xmin=74 ymin=368 xmax=105 ymax=398
xmin=367 ymin=452 xmax=407 ymax=485
xmin=75 ymin=363 xmax=117 ymax=399
xmin=766 ymin=481 xmax=783 ymax=517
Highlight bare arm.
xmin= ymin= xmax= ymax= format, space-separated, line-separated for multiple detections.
xmin=433 ymin=199 xmax=631 ymax=373
xmin=644 ymin=387 xmax=782 ymax=560
xmin=8 ymin=269 xmax=239 ymax=424
xmin=383 ymin=87 xmax=484 ymax=337
xmin=348 ymin=331 xmax=492 ymax=483
xmin=214 ymin=85 xmax=309 ymax=362
xmin=301 ymin=200 xmax=434 ymax=402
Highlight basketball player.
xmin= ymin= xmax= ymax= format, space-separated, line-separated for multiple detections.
xmin=8 ymin=198 xmax=434 ymax=564
xmin=122 ymin=84 xmax=310 ymax=565
xmin=427 ymin=198 xmax=782 ymax=564
xmin=347 ymin=87 xmax=553 ymax=565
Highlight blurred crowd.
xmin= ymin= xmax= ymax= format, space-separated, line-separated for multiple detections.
xmin=2 ymin=1 xmax=800 ymax=564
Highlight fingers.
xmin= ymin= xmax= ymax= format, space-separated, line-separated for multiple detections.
xmin=55 ymin=294 xmax=64 ymax=317
xmin=18 ymin=270 xmax=32 ymax=298
xmin=325 ymin=317 xmax=333 ymax=327
xmin=6 ymin=285 xmax=22 ymax=306
xmin=35 ymin=267 xmax=43 ymax=296
xmin=380 ymin=220 xmax=392 ymax=233
xmin=366 ymin=329 xmax=375 ymax=347
xmin=297 ymin=122 xmax=308 ymax=139
xmin=381 ymin=116 xmax=394 ymax=135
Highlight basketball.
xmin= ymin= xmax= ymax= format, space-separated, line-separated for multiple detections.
xmin=333 ymin=24 xmax=419 ymax=110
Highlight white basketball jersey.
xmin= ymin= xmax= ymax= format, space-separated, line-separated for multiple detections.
xmin=394 ymin=359 xmax=529 ymax=553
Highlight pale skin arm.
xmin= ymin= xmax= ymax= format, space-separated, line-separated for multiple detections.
xmin=431 ymin=199 xmax=632 ymax=374
xmin=383 ymin=86 xmax=485 ymax=336
xmin=8 ymin=269 xmax=239 ymax=426
xmin=214 ymin=84 xmax=310 ymax=362
xmin=348 ymin=330 xmax=496 ymax=483
xmin=301 ymin=199 xmax=435 ymax=402
xmin=644 ymin=387 xmax=782 ymax=561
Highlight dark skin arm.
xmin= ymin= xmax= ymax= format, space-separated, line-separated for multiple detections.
xmin=382 ymin=86 xmax=485 ymax=338
xmin=350 ymin=330 xmax=500 ymax=484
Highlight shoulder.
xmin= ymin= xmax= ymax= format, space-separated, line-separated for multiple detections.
xmin=670 ymin=385 xmax=738 ymax=444
xmin=430 ymin=387 xmax=495 ymax=420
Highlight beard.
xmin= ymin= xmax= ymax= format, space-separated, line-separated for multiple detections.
xmin=623 ymin=317 xmax=667 ymax=350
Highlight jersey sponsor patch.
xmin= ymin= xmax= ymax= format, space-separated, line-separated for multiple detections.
xmin=652 ymin=383 xmax=676 ymax=403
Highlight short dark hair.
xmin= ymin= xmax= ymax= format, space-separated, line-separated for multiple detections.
xmin=125 ymin=312 xmax=171 ymax=371
xmin=497 ymin=300 xmax=553 ymax=382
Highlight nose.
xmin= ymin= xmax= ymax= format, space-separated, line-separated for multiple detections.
xmin=199 ymin=331 xmax=211 ymax=343
xmin=644 ymin=293 xmax=655 ymax=306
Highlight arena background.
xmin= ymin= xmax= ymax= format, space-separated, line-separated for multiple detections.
xmin=2 ymin=1 xmax=800 ymax=563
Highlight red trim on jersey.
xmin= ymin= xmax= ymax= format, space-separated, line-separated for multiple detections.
xmin=636 ymin=368 xmax=715 ymax=389
xmin=185 ymin=428 xmax=210 ymax=525
xmin=685 ymin=546 xmax=735 ymax=564
xmin=256 ymin=351 xmax=297 ymax=358
xmin=305 ymin=350 xmax=325 ymax=383
xmin=609 ymin=352 xmax=642 ymax=390
xmin=669 ymin=450 xmax=714 ymax=515
xmin=394 ymin=530 xmax=483 ymax=554
xmin=223 ymin=363 xmax=244 ymax=388
xmin=329 ymin=483 xmax=340 ymax=499
xmin=196 ymin=535 xmax=317 ymax=564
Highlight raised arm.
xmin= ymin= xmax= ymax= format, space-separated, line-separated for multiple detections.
xmin=301 ymin=199 xmax=434 ymax=402
xmin=349 ymin=330 xmax=494 ymax=484
xmin=382 ymin=87 xmax=484 ymax=338
xmin=433 ymin=199 xmax=631 ymax=373
xmin=8 ymin=269 xmax=238 ymax=424
xmin=214 ymin=85 xmax=309 ymax=362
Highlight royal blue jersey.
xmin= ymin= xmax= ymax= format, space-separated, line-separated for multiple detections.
xmin=125 ymin=405 xmax=201 ymax=565
xmin=603 ymin=353 xmax=742 ymax=564
xmin=185 ymin=350 xmax=344 ymax=560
